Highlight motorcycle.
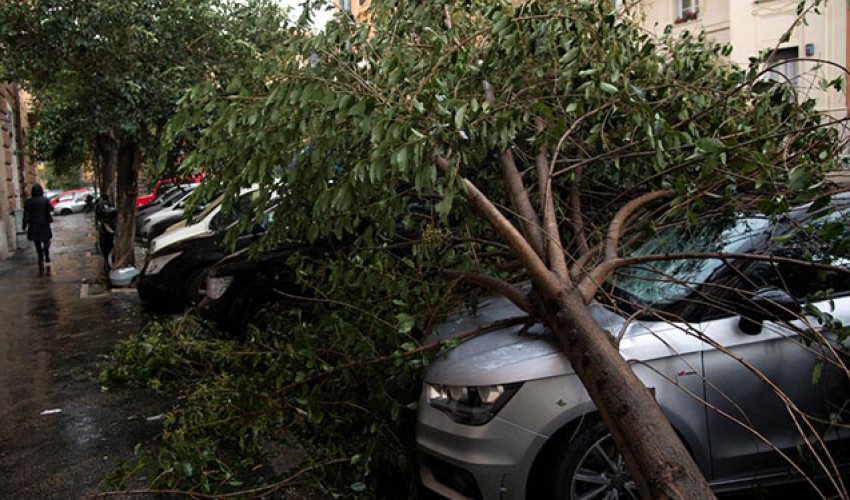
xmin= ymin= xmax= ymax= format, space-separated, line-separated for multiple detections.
xmin=95 ymin=197 xmax=117 ymax=272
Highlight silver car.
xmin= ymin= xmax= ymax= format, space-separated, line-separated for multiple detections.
xmin=417 ymin=209 xmax=850 ymax=499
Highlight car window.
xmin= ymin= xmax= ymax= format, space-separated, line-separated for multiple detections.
xmin=214 ymin=192 xmax=258 ymax=229
xmin=742 ymin=209 xmax=850 ymax=300
xmin=611 ymin=217 xmax=770 ymax=308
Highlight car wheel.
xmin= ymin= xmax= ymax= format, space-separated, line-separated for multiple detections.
xmin=184 ymin=268 xmax=208 ymax=308
xmin=60 ymin=208 xmax=72 ymax=215
xmin=547 ymin=421 xmax=637 ymax=500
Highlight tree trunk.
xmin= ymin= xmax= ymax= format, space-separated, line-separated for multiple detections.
xmin=112 ymin=141 xmax=139 ymax=269
xmin=543 ymin=287 xmax=715 ymax=500
xmin=96 ymin=134 xmax=117 ymax=201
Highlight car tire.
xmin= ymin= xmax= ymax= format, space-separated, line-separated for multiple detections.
xmin=229 ymin=296 xmax=261 ymax=337
xmin=60 ymin=208 xmax=72 ymax=215
xmin=545 ymin=421 xmax=637 ymax=500
xmin=184 ymin=268 xmax=208 ymax=308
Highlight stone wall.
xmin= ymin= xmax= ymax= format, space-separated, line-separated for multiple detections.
xmin=0 ymin=84 xmax=33 ymax=260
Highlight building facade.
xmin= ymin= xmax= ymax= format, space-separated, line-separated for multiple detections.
xmin=633 ymin=0 xmax=848 ymax=117
xmin=337 ymin=0 xmax=371 ymax=21
xmin=0 ymin=84 xmax=34 ymax=260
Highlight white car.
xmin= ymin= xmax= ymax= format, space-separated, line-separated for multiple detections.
xmin=417 ymin=204 xmax=850 ymax=499
xmin=148 ymin=186 xmax=262 ymax=255
xmin=53 ymin=189 xmax=94 ymax=215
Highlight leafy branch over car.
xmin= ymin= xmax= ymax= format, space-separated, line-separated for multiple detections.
xmin=162 ymin=0 xmax=849 ymax=497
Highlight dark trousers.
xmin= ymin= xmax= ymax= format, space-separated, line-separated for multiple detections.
xmin=34 ymin=239 xmax=51 ymax=262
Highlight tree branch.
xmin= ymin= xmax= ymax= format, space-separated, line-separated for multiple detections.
xmin=437 ymin=155 xmax=563 ymax=298
xmin=535 ymin=117 xmax=570 ymax=284
xmin=570 ymin=167 xmax=589 ymax=255
xmin=604 ymin=189 xmax=673 ymax=262
xmin=482 ymin=80 xmax=546 ymax=258
xmin=441 ymin=270 xmax=534 ymax=314
xmin=579 ymin=249 xmax=850 ymax=303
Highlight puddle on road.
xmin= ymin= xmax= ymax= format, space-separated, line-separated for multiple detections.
xmin=80 ymin=283 xmax=109 ymax=298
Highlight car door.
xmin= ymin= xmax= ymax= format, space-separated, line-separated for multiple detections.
xmin=702 ymin=250 xmax=850 ymax=483
xmin=72 ymin=192 xmax=87 ymax=211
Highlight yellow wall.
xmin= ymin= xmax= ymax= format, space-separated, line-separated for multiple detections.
xmin=636 ymin=0 xmax=847 ymax=117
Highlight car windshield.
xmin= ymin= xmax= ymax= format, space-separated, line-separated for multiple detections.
xmin=609 ymin=216 xmax=770 ymax=309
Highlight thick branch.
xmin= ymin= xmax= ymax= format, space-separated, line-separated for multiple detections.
xmin=437 ymin=156 xmax=562 ymax=298
xmin=605 ymin=189 xmax=673 ymax=261
xmin=441 ymin=270 xmax=534 ymax=314
xmin=482 ymin=80 xmax=545 ymax=258
xmin=570 ymin=241 xmax=602 ymax=281
xmin=535 ymin=117 xmax=570 ymax=284
xmin=570 ymin=167 xmax=589 ymax=255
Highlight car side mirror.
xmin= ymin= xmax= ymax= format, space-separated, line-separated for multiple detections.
xmin=738 ymin=287 xmax=801 ymax=335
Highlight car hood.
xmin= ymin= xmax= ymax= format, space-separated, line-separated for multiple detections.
xmin=424 ymin=295 xmax=655 ymax=387
xmin=150 ymin=215 xmax=212 ymax=254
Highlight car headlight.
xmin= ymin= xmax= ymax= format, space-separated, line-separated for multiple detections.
xmin=426 ymin=383 xmax=522 ymax=425
xmin=144 ymin=252 xmax=182 ymax=275
xmin=206 ymin=275 xmax=234 ymax=300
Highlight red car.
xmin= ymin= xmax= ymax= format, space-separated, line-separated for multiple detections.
xmin=136 ymin=174 xmax=204 ymax=207
xmin=50 ymin=188 xmax=94 ymax=207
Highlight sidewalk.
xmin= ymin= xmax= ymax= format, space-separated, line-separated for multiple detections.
xmin=0 ymin=212 xmax=168 ymax=499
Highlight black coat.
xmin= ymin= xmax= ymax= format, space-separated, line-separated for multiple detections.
xmin=23 ymin=196 xmax=53 ymax=242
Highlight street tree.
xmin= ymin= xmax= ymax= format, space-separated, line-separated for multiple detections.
xmin=161 ymin=0 xmax=847 ymax=497
xmin=0 ymin=0 xmax=291 ymax=267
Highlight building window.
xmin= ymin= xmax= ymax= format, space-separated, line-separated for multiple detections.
xmin=766 ymin=47 xmax=799 ymax=87
xmin=340 ymin=0 xmax=351 ymax=10
xmin=677 ymin=0 xmax=698 ymax=22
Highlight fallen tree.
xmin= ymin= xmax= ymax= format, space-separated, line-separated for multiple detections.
xmin=149 ymin=0 xmax=848 ymax=497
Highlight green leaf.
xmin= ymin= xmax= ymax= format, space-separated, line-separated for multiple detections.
xmin=788 ymin=166 xmax=813 ymax=191
xmin=349 ymin=100 xmax=367 ymax=116
xmin=696 ymin=138 xmax=726 ymax=153
xmin=396 ymin=313 xmax=415 ymax=334
xmin=599 ymin=82 xmax=618 ymax=94
xmin=454 ymin=104 xmax=467 ymax=130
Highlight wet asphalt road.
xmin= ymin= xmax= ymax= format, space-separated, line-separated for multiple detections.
xmin=0 ymin=212 xmax=167 ymax=499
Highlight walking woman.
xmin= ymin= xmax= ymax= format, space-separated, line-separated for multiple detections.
xmin=23 ymin=184 xmax=54 ymax=265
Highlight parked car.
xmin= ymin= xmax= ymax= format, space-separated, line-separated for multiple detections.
xmin=146 ymin=185 xmax=264 ymax=255
xmin=44 ymin=189 xmax=63 ymax=201
xmin=137 ymin=209 xmax=273 ymax=311
xmin=52 ymin=188 xmax=96 ymax=215
xmin=135 ymin=185 xmax=195 ymax=234
xmin=198 ymin=240 xmax=313 ymax=334
xmin=416 ymin=203 xmax=850 ymax=499
xmin=136 ymin=174 xmax=205 ymax=207
xmin=136 ymin=185 xmax=199 ymax=242
xmin=138 ymin=199 xmax=196 ymax=243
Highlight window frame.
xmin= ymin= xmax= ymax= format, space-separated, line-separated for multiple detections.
xmin=677 ymin=0 xmax=698 ymax=22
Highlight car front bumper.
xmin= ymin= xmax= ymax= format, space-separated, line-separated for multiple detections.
xmin=415 ymin=389 xmax=546 ymax=500
xmin=137 ymin=259 xmax=183 ymax=308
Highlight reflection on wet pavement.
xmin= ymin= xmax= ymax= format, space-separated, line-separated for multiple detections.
xmin=0 ymin=212 xmax=167 ymax=498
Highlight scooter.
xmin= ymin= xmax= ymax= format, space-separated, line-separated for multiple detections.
xmin=95 ymin=198 xmax=117 ymax=272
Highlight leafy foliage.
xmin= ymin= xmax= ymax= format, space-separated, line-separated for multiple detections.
xmin=172 ymin=0 xmax=841 ymax=253
xmin=101 ymin=238 xmax=489 ymax=496
xmin=107 ymin=0 xmax=846 ymax=496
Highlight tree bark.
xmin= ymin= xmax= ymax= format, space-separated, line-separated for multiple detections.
xmin=439 ymin=155 xmax=714 ymax=499
xmin=112 ymin=141 xmax=139 ymax=269
xmin=96 ymin=134 xmax=117 ymax=201
xmin=542 ymin=288 xmax=715 ymax=500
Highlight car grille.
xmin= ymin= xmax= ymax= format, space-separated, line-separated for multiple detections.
xmin=421 ymin=454 xmax=483 ymax=499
